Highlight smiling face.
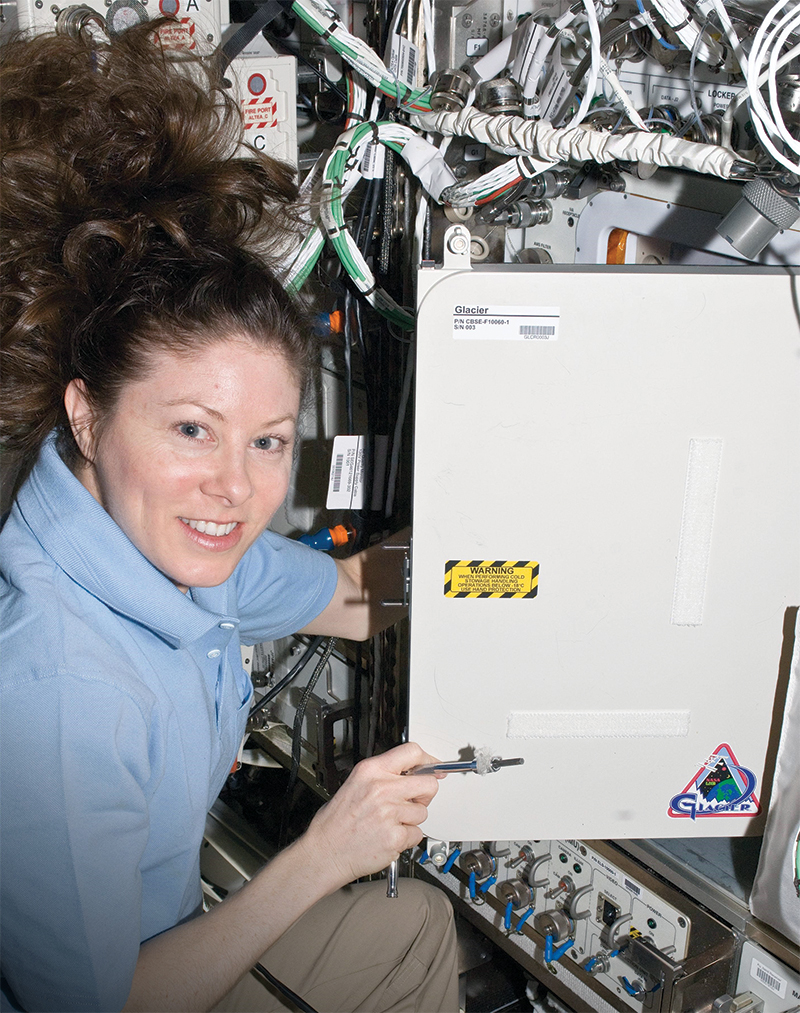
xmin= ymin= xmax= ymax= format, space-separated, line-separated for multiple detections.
xmin=65 ymin=336 xmax=301 ymax=591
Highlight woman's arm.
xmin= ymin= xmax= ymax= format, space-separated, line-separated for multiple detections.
xmin=298 ymin=528 xmax=411 ymax=641
xmin=122 ymin=741 xmax=441 ymax=1012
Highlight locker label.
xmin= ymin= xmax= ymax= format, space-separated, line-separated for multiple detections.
xmin=452 ymin=304 xmax=559 ymax=341
xmin=444 ymin=560 xmax=539 ymax=598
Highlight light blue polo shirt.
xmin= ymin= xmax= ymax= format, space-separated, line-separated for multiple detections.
xmin=0 ymin=435 xmax=338 ymax=1013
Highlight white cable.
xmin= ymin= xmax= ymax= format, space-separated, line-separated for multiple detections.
xmin=412 ymin=107 xmax=742 ymax=177
xmin=742 ymin=0 xmax=800 ymax=173
xmin=720 ymin=38 xmax=800 ymax=150
xmin=420 ymin=0 xmax=436 ymax=79
xmin=707 ymin=0 xmax=749 ymax=71
xmin=472 ymin=29 xmax=515 ymax=82
xmin=511 ymin=16 xmax=542 ymax=85
xmin=599 ymin=56 xmax=648 ymax=129
xmin=569 ymin=0 xmax=602 ymax=128
xmin=767 ymin=4 xmax=800 ymax=156
xmin=521 ymin=27 xmax=558 ymax=118
xmin=441 ymin=153 xmax=560 ymax=207
xmin=413 ymin=190 xmax=429 ymax=268
xmin=649 ymin=0 xmax=724 ymax=64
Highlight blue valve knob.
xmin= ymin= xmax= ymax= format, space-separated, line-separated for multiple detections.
xmin=418 ymin=850 xmax=429 ymax=865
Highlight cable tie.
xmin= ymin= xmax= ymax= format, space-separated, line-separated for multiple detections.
xmin=671 ymin=14 xmax=690 ymax=31
xmin=362 ymin=282 xmax=378 ymax=297
xmin=518 ymin=155 xmax=540 ymax=178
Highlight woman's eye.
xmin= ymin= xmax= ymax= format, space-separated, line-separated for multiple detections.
xmin=253 ymin=436 xmax=278 ymax=451
xmin=178 ymin=422 xmax=207 ymax=440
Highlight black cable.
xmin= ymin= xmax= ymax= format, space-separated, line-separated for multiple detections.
xmin=360 ymin=177 xmax=383 ymax=258
xmin=286 ymin=637 xmax=337 ymax=797
xmin=353 ymin=641 xmax=363 ymax=764
xmin=265 ymin=33 xmax=358 ymax=117
xmin=354 ymin=177 xmax=378 ymax=252
xmin=254 ymin=961 xmax=318 ymax=1013
xmin=219 ymin=0 xmax=291 ymax=70
xmin=343 ymin=291 xmax=354 ymax=435
xmin=279 ymin=637 xmax=337 ymax=847
xmin=249 ymin=636 xmax=325 ymax=716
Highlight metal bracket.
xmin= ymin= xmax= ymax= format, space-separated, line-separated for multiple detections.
xmin=443 ymin=224 xmax=473 ymax=269
xmin=380 ymin=542 xmax=411 ymax=608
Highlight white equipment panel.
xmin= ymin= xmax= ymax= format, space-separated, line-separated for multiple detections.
xmin=228 ymin=56 xmax=298 ymax=169
xmin=409 ymin=248 xmax=800 ymax=841
xmin=7 ymin=0 xmax=222 ymax=47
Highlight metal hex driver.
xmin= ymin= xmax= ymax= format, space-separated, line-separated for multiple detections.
xmin=405 ymin=755 xmax=525 ymax=776
xmin=386 ymin=755 xmax=524 ymax=897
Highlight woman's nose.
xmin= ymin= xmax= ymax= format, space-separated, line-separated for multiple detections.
xmin=200 ymin=451 xmax=254 ymax=506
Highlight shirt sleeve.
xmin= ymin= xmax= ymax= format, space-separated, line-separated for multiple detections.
xmin=0 ymin=673 xmax=153 ymax=1013
xmin=233 ymin=529 xmax=339 ymax=644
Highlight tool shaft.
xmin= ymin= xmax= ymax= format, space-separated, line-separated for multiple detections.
xmin=386 ymin=858 xmax=399 ymax=898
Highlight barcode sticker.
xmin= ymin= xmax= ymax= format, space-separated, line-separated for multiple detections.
xmin=453 ymin=304 xmax=560 ymax=341
xmin=388 ymin=34 xmax=419 ymax=89
xmin=327 ymin=435 xmax=365 ymax=509
xmin=750 ymin=957 xmax=787 ymax=998
xmin=332 ymin=453 xmax=344 ymax=492
xmin=520 ymin=325 xmax=556 ymax=338
xmin=360 ymin=141 xmax=386 ymax=179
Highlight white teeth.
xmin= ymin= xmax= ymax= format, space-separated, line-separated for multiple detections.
xmin=180 ymin=518 xmax=238 ymax=537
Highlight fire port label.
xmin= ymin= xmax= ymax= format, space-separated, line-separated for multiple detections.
xmin=444 ymin=560 xmax=539 ymax=598
xmin=667 ymin=742 xmax=761 ymax=820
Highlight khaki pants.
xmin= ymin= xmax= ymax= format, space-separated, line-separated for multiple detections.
xmin=212 ymin=880 xmax=459 ymax=1013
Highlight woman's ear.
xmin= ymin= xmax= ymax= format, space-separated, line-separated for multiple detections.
xmin=64 ymin=379 xmax=97 ymax=462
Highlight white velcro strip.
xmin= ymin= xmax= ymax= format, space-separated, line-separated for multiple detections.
xmin=671 ymin=437 xmax=723 ymax=626
xmin=506 ymin=710 xmax=691 ymax=738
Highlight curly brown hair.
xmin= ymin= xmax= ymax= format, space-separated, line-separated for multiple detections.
xmin=1 ymin=20 xmax=313 ymax=498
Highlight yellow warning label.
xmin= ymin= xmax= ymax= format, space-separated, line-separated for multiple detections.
xmin=444 ymin=560 xmax=539 ymax=599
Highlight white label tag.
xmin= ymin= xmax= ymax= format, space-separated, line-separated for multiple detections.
xmin=749 ymin=957 xmax=787 ymax=998
xmin=453 ymin=304 xmax=560 ymax=341
xmin=360 ymin=141 xmax=386 ymax=179
xmin=466 ymin=37 xmax=489 ymax=57
xmin=540 ymin=48 xmax=571 ymax=124
xmin=464 ymin=143 xmax=485 ymax=162
xmin=327 ymin=435 xmax=365 ymax=509
xmin=388 ymin=34 xmax=419 ymax=89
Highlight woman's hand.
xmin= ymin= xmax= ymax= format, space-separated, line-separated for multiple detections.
xmin=296 ymin=741 xmax=442 ymax=892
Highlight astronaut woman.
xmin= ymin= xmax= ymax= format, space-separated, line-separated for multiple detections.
xmin=0 ymin=22 xmax=457 ymax=1013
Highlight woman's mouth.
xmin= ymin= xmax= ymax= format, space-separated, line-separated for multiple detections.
xmin=179 ymin=518 xmax=238 ymax=537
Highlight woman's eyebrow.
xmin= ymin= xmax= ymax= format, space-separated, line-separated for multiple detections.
xmin=157 ymin=399 xmax=297 ymax=427
xmin=158 ymin=398 xmax=226 ymax=421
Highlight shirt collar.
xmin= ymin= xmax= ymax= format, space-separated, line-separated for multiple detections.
xmin=15 ymin=435 xmax=238 ymax=648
